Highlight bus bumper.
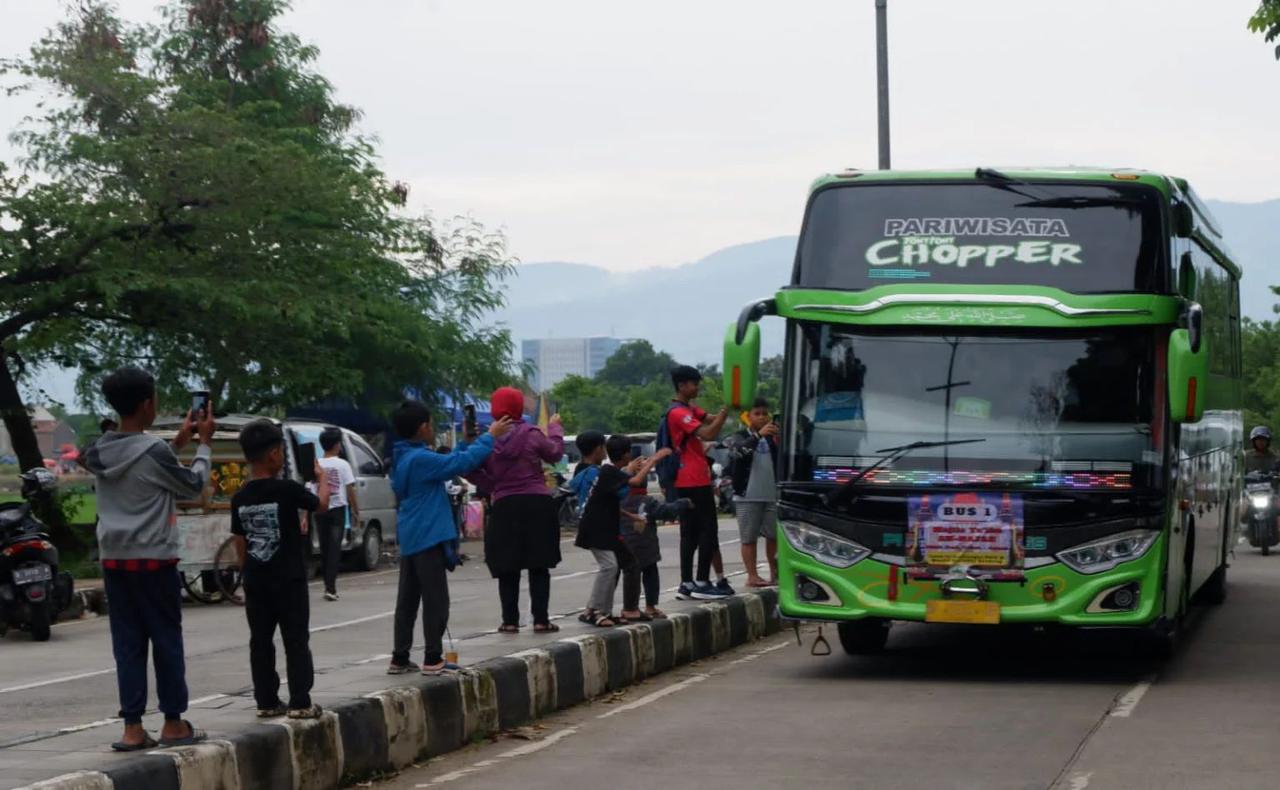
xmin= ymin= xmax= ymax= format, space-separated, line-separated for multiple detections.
xmin=776 ymin=533 xmax=1166 ymax=628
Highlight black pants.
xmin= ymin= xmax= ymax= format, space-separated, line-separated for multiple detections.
xmin=317 ymin=505 xmax=346 ymax=594
xmin=620 ymin=550 xmax=660 ymax=611
xmin=677 ymin=486 xmax=719 ymax=583
xmin=393 ymin=546 xmax=449 ymax=666
xmin=497 ymin=568 xmax=551 ymax=627
xmin=103 ymin=565 xmax=188 ymax=725
xmin=244 ymin=577 xmax=313 ymax=710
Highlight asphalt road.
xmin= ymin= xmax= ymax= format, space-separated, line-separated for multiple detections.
xmin=380 ymin=546 xmax=1280 ymax=790
xmin=0 ymin=520 xmax=748 ymax=749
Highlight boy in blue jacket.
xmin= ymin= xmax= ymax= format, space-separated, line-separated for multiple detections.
xmin=387 ymin=401 xmax=513 ymax=675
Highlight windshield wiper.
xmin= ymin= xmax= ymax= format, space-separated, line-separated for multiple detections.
xmin=973 ymin=167 xmax=1054 ymax=202
xmin=820 ymin=438 xmax=987 ymax=509
xmin=1014 ymin=196 xmax=1145 ymax=210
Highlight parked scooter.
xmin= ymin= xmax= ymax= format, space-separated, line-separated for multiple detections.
xmin=0 ymin=469 xmax=74 ymax=641
xmin=712 ymin=463 xmax=736 ymax=515
xmin=1245 ymin=470 xmax=1280 ymax=555
xmin=553 ymin=472 xmax=580 ymax=530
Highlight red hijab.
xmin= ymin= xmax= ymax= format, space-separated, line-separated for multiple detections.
xmin=490 ymin=387 xmax=524 ymax=422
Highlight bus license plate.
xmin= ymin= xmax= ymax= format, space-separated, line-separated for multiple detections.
xmin=13 ymin=565 xmax=52 ymax=585
xmin=926 ymin=599 xmax=1000 ymax=624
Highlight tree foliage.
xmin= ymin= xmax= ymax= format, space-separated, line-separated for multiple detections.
xmin=1250 ymin=0 xmax=1280 ymax=59
xmin=595 ymin=341 xmax=677 ymax=388
xmin=0 ymin=0 xmax=515 ymax=492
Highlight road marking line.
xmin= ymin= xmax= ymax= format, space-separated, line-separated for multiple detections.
xmin=728 ymin=640 xmax=791 ymax=665
xmin=56 ymin=716 xmax=120 ymax=734
xmin=415 ymin=727 xmax=581 ymax=786
xmin=189 ymin=693 xmax=227 ymax=705
xmin=595 ymin=674 xmax=710 ymax=719
xmin=0 ymin=668 xmax=113 ymax=694
xmin=551 ymin=570 xmax=595 ymax=581
xmin=1065 ymin=771 xmax=1093 ymax=789
xmin=310 ymin=610 xmax=394 ymax=633
xmin=1109 ymin=677 xmax=1154 ymax=718
xmin=354 ymin=653 xmax=393 ymax=665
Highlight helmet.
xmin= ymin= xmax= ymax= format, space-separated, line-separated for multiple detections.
xmin=1251 ymin=426 xmax=1272 ymax=443
xmin=20 ymin=468 xmax=57 ymax=499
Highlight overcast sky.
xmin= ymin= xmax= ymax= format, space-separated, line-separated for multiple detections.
xmin=3 ymin=0 xmax=1278 ymax=274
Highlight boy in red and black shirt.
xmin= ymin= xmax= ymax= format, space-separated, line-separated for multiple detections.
xmin=667 ymin=365 xmax=731 ymax=600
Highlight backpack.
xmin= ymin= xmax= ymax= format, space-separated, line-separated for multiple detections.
xmin=654 ymin=403 xmax=690 ymax=497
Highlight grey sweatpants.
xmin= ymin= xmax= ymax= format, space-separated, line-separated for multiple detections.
xmin=586 ymin=549 xmax=620 ymax=614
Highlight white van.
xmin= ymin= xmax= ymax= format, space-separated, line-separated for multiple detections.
xmin=154 ymin=414 xmax=396 ymax=573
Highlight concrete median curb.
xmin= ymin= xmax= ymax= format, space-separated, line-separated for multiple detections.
xmin=15 ymin=589 xmax=779 ymax=790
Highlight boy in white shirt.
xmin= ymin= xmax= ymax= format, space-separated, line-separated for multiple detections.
xmin=315 ymin=428 xmax=358 ymax=601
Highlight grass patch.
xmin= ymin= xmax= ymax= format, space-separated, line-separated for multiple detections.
xmin=0 ymin=492 xmax=97 ymax=525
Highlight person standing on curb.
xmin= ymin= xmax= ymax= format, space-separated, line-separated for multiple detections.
xmin=313 ymin=428 xmax=357 ymax=602
xmin=726 ymin=397 xmax=780 ymax=588
xmin=84 ymin=367 xmax=213 ymax=751
xmin=662 ymin=365 xmax=732 ymax=600
xmin=461 ymin=387 xmax=565 ymax=634
xmin=231 ymin=419 xmax=330 ymax=719
xmin=387 ymin=401 xmax=512 ymax=676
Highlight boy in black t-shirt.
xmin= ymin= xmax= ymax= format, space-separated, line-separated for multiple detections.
xmin=576 ymin=435 xmax=670 ymax=627
xmin=231 ymin=419 xmax=330 ymax=719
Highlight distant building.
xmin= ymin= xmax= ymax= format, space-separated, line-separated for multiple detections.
xmin=522 ymin=337 xmax=629 ymax=391
xmin=0 ymin=406 xmax=78 ymax=462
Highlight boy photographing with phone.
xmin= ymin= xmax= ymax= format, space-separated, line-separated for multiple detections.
xmin=230 ymin=419 xmax=330 ymax=719
xmin=726 ymin=397 xmax=781 ymax=588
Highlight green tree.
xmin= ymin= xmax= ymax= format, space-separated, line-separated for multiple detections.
xmin=548 ymin=375 xmax=613 ymax=434
xmin=0 ymin=0 xmax=515 ymax=502
xmin=612 ymin=388 xmax=666 ymax=433
xmin=595 ymin=340 xmax=677 ymax=388
xmin=1250 ymin=0 xmax=1280 ymax=58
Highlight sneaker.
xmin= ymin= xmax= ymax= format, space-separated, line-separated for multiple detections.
xmin=323 ymin=591 xmax=339 ymax=602
xmin=387 ymin=660 xmax=420 ymax=675
xmin=675 ymin=582 xmax=698 ymax=601
xmin=287 ymin=705 xmax=323 ymax=720
xmin=421 ymin=661 xmax=460 ymax=676
xmin=690 ymin=581 xmax=729 ymax=600
xmin=256 ymin=705 xmax=287 ymax=718
xmin=715 ymin=578 xmax=736 ymax=596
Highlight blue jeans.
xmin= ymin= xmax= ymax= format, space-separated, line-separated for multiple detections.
xmin=103 ymin=565 xmax=188 ymax=724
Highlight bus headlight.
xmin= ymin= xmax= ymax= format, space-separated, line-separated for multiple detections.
xmin=1251 ymin=494 xmax=1270 ymax=510
xmin=781 ymin=521 xmax=870 ymax=568
xmin=1056 ymin=530 xmax=1159 ymax=575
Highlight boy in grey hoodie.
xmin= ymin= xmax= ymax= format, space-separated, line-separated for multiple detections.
xmin=83 ymin=367 xmax=215 ymax=751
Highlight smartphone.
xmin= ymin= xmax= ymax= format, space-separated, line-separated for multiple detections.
xmin=190 ymin=390 xmax=210 ymax=421
xmin=464 ymin=404 xmax=478 ymax=437
xmin=773 ymin=413 xmax=782 ymax=425
xmin=297 ymin=442 xmax=317 ymax=483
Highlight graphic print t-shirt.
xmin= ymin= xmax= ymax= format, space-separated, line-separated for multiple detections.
xmin=316 ymin=456 xmax=355 ymax=509
xmin=668 ymin=403 xmax=710 ymax=488
xmin=231 ymin=478 xmax=321 ymax=582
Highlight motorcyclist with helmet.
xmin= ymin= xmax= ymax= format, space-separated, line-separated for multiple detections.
xmin=1245 ymin=426 xmax=1279 ymax=475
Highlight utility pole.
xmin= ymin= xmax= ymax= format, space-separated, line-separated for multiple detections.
xmin=875 ymin=0 xmax=890 ymax=169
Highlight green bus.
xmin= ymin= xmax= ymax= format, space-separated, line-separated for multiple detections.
xmin=725 ymin=168 xmax=1242 ymax=654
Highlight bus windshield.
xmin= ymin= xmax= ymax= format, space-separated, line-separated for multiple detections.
xmin=796 ymin=181 xmax=1165 ymax=292
xmin=791 ymin=325 xmax=1162 ymax=490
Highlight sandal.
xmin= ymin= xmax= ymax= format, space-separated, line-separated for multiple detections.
xmin=110 ymin=735 xmax=158 ymax=752
xmin=578 ymin=610 xmax=595 ymax=624
xmin=533 ymin=622 xmax=560 ymax=633
xmin=158 ymin=720 xmax=207 ymax=747
xmin=588 ymin=613 xmax=616 ymax=628
xmin=646 ymin=608 xmax=668 ymax=620
xmin=498 ymin=623 xmax=520 ymax=634
xmin=620 ymin=610 xmax=652 ymax=622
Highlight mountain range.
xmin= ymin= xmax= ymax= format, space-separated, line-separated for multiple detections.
xmin=493 ymin=198 xmax=1280 ymax=368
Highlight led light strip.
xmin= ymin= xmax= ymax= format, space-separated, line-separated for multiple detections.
xmin=812 ymin=468 xmax=1132 ymax=490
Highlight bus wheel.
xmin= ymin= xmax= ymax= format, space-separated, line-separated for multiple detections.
xmin=837 ymin=619 xmax=890 ymax=655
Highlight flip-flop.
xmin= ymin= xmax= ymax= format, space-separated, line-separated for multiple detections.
xmin=158 ymin=720 xmax=206 ymax=747
xmin=646 ymin=609 xmax=668 ymax=620
xmin=746 ymin=579 xmax=771 ymax=588
xmin=110 ymin=735 xmax=158 ymax=752
xmin=498 ymin=623 xmax=520 ymax=634
xmin=533 ymin=622 xmax=560 ymax=633
xmin=620 ymin=611 xmax=652 ymax=622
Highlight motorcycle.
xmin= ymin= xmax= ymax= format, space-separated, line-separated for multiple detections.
xmin=553 ymin=473 xmax=580 ymax=530
xmin=1244 ymin=470 xmax=1280 ymax=555
xmin=0 ymin=469 xmax=74 ymax=641
xmin=712 ymin=463 xmax=735 ymax=515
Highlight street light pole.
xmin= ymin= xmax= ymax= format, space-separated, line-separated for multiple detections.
xmin=875 ymin=0 xmax=890 ymax=170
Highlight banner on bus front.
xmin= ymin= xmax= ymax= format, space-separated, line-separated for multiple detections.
xmin=905 ymin=492 xmax=1025 ymax=571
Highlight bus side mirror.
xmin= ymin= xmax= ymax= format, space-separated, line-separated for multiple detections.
xmin=1172 ymin=201 xmax=1194 ymax=238
xmin=724 ymin=320 xmax=761 ymax=409
xmin=1169 ymin=322 xmax=1207 ymax=424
